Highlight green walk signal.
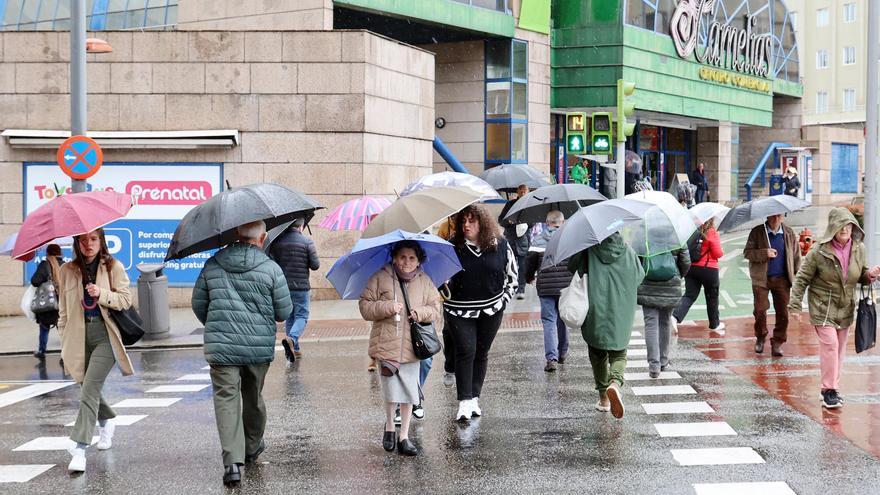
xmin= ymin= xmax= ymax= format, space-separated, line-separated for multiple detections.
xmin=616 ymin=79 xmax=636 ymax=142
xmin=565 ymin=112 xmax=587 ymax=154
xmin=590 ymin=112 xmax=613 ymax=155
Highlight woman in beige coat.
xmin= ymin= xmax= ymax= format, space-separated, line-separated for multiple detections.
xmin=58 ymin=229 xmax=134 ymax=473
xmin=359 ymin=240 xmax=442 ymax=457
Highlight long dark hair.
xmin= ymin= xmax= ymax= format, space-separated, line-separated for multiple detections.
xmin=451 ymin=204 xmax=499 ymax=252
xmin=70 ymin=229 xmax=114 ymax=284
xmin=45 ymin=243 xmax=62 ymax=284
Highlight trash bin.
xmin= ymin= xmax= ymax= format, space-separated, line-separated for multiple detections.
xmin=137 ymin=263 xmax=170 ymax=340
xmin=769 ymin=174 xmax=784 ymax=196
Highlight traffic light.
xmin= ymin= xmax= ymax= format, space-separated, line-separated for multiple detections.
xmin=591 ymin=112 xmax=612 ymax=155
xmin=616 ymin=79 xmax=636 ymax=142
xmin=565 ymin=112 xmax=587 ymax=154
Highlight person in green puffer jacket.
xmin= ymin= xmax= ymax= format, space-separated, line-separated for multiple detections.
xmin=788 ymin=207 xmax=880 ymax=410
xmin=191 ymin=220 xmax=292 ymax=486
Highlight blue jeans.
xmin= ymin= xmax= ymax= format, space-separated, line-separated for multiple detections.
xmin=284 ymin=290 xmax=310 ymax=348
xmin=419 ymin=357 xmax=432 ymax=388
xmin=38 ymin=324 xmax=50 ymax=354
xmin=540 ymin=296 xmax=569 ymax=361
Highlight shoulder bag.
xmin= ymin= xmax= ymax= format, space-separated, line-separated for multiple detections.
xmin=31 ymin=280 xmax=58 ymax=314
xmin=106 ymin=264 xmax=146 ymax=346
xmin=398 ymin=279 xmax=442 ymax=360
xmin=855 ymin=284 xmax=876 ymax=354
xmin=559 ymin=270 xmax=588 ymax=329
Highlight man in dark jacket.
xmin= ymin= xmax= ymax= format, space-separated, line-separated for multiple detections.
xmin=690 ymin=163 xmax=709 ymax=204
xmin=269 ymin=218 xmax=320 ymax=362
xmin=638 ymin=248 xmax=690 ymax=378
xmin=525 ymin=211 xmax=574 ymax=372
xmin=192 ymin=220 xmax=292 ymax=487
xmin=498 ymin=184 xmax=531 ymax=299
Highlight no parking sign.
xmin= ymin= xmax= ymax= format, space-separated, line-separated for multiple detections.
xmin=56 ymin=135 xmax=103 ymax=180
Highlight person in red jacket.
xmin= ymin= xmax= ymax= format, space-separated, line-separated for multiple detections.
xmin=673 ymin=219 xmax=726 ymax=334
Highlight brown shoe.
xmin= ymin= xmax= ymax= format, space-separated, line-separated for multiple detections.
xmin=606 ymin=383 xmax=625 ymax=419
xmin=771 ymin=342 xmax=783 ymax=357
xmin=754 ymin=339 xmax=765 ymax=354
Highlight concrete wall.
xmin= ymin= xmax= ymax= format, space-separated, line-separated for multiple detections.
xmin=177 ymin=0 xmax=334 ymax=31
xmin=0 ymin=30 xmax=434 ymax=312
xmin=738 ymin=96 xmax=804 ymax=199
xmin=696 ymin=123 xmax=733 ymax=203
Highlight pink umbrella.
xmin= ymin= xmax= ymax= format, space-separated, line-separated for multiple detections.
xmin=319 ymin=196 xmax=392 ymax=232
xmin=13 ymin=191 xmax=133 ymax=260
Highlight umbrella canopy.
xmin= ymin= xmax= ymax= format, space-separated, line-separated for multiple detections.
xmin=362 ymin=186 xmax=483 ymax=238
xmin=625 ymin=150 xmax=642 ymax=174
xmin=479 ymin=164 xmax=551 ymax=192
xmin=1 ymin=233 xmax=73 ymax=257
xmin=13 ymin=191 xmax=133 ymax=260
xmin=717 ymin=195 xmax=810 ymax=233
xmin=327 ymin=230 xmax=462 ymax=299
xmin=502 ymin=183 xmax=606 ymax=225
xmin=318 ymin=196 xmax=392 ymax=232
xmin=542 ymin=198 xmax=655 ymax=268
xmin=689 ymin=202 xmax=730 ymax=227
xmin=165 ymin=183 xmax=324 ymax=261
xmin=400 ymin=172 xmax=501 ymax=202
xmin=622 ymin=190 xmax=697 ymax=256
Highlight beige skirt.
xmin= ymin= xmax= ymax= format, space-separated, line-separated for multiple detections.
xmin=380 ymin=361 xmax=420 ymax=404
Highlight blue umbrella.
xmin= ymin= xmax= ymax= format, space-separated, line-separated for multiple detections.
xmin=327 ymin=230 xmax=462 ymax=300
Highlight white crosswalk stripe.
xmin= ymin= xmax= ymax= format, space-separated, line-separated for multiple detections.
xmin=112 ymin=398 xmax=181 ymax=408
xmin=671 ymin=447 xmax=765 ymax=466
xmin=642 ymin=401 xmax=714 ymax=414
xmin=692 ymin=481 xmax=796 ymax=495
xmin=631 ymin=385 xmax=696 ymax=396
xmin=654 ymin=422 xmax=737 ymax=437
xmin=175 ymin=374 xmax=211 ymax=381
xmin=13 ymin=437 xmax=97 ymax=452
xmin=64 ymin=415 xmax=147 ymax=427
xmin=624 ymin=371 xmax=681 ymax=381
xmin=146 ymin=384 xmax=210 ymax=393
xmin=0 ymin=382 xmax=75 ymax=409
xmin=0 ymin=464 xmax=55 ymax=483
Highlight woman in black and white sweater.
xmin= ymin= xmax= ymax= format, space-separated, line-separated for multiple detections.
xmin=442 ymin=204 xmax=518 ymax=422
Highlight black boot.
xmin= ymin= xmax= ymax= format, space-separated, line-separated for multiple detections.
xmin=245 ymin=439 xmax=266 ymax=463
xmin=397 ymin=438 xmax=418 ymax=456
xmin=223 ymin=464 xmax=241 ymax=486
xmin=382 ymin=430 xmax=396 ymax=452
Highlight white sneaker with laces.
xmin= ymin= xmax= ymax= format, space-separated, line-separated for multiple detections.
xmin=443 ymin=372 xmax=455 ymax=387
xmin=710 ymin=322 xmax=726 ymax=336
xmin=670 ymin=316 xmax=678 ymax=335
xmin=97 ymin=419 xmax=115 ymax=450
xmin=455 ymin=401 xmax=471 ymax=422
xmin=470 ymin=398 xmax=482 ymax=417
xmin=68 ymin=447 xmax=86 ymax=472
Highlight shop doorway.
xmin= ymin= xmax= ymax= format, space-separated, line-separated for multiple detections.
xmin=633 ymin=125 xmax=694 ymax=192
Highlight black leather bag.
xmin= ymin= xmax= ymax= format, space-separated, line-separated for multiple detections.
xmin=398 ymin=279 xmax=442 ymax=360
xmin=855 ymin=285 xmax=876 ymax=354
xmin=107 ymin=267 xmax=145 ymax=346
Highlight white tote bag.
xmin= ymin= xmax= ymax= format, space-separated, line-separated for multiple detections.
xmin=20 ymin=285 xmax=37 ymax=322
xmin=558 ymin=271 xmax=588 ymax=329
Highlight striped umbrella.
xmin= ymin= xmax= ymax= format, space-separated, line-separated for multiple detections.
xmin=319 ymin=196 xmax=393 ymax=231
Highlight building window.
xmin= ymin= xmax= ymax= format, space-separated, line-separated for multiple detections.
xmin=0 ymin=0 xmax=178 ymax=30
xmin=843 ymin=46 xmax=856 ymax=65
xmin=485 ymin=39 xmax=528 ymax=166
xmin=843 ymin=3 xmax=856 ymax=23
xmin=816 ymin=92 xmax=829 ymax=113
xmin=843 ymin=89 xmax=856 ymax=111
xmin=816 ymin=49 xmax=828 ymax=69
xmin=831 ymin=143 xmax=859 ymax=193
xmin=816 ymin=8 xmax=829 ymax=26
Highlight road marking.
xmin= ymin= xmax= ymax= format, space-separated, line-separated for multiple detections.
xmin=0 ymin=465 xmax=55 ymax=483
xmin=0 ymin=382 xmax=75 ymax=409
xmin=720 ymin=290 xmax=737 ymax=308
xmin=720 ymin=233 xmax=750 ymax=245
xmin=112 ymin=398 xmax=181 ymax=408
xmin=631 ymin=385 xmax=697 ymax=396
xmin=65 ymin=415 xmax=147 ymax=427
xmin=625 ymin=360 xmax=649 ymax=368
xmin=146 ymin=384 xmax=210 ymax=393
xmin=624 ymin=371 xmax=682 ymax=381
xmin=654 ymin=421 xmax=737 ymax=437
xmin=642 ymin=401 xmax=714 ymax=414
xmin=627 ymin=348 xmax=647 ymax=357
xmin=201 ymin=365 xmax=210 ymax=370
xmin=631 ymin=332 xmax=642 ymax=337
xmin=720 ymin=248 xmax=743 ymax=262
xmin=175 ymin=374 xmax=211 ymax=381
xmin=629 ymin=339 xmax=646 ymax=346
xmin=13 ymin=436 xmax=97 ymax=451
xmin=739 ymin=267 xmax=751 ymax=277
xmin=693 ymin=482 xmax=795 ymax=495
xmin=719 ymin=267 xmax=727 ymax=279
xmin=671 ymin=447 xmax=764 ymax=466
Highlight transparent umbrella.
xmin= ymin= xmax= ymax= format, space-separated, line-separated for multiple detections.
xmin=622 ymin=190 xmax=697 ymax=256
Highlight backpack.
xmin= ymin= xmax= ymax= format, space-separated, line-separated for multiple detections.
xmin=687 ymin=231 xmax=704 ymax=265
xmin=641 ymin=251 xmax=678 ymax=282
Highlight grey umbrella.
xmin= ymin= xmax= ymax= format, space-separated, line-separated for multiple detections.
xmin=502 ymin=183 xmax=606 ymax=224
xmin=165 ymin=183 xmax=324 ymax=261
xmin=479 ymin=164 xmax=552 ymax=192
xmin=716 ymin=195 xmax=810 ymax=233
xmin=542 ymin=198 xmax=655 ymax=268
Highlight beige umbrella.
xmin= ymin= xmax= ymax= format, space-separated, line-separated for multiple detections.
xmin=362 ymin=186 xmax=483 ymax=238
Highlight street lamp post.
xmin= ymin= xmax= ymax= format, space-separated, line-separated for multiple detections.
xmin=70 ymin=0 xmax=87 ymax=194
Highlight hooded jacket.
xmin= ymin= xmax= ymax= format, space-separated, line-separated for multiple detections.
xmin=192 ymin=242 xmax=293 ymax=365
xmin=568 ymin=233 xmax=645 ymax=351
xmin=637 ymin=249 xmax=691 ymax=308
xmin=789 ymin=207 xmax=873 ymax=328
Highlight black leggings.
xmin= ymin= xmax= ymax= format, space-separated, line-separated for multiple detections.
xmin=673 ymin=266 xmax=720 ymax=329
xmin=446 ymin=311 xmax=504 ymax=401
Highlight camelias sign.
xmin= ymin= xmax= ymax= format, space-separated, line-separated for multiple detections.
xmin=671 ymin=0 xmax=773 ymax=79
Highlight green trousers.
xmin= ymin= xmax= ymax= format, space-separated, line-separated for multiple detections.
xmin=70 ymin=320 xmax=117 ymax=445
xmin=587 ymin=345 xmax=627 ymax=393
xmin=209 ymin=363 xmax=270 ymax=466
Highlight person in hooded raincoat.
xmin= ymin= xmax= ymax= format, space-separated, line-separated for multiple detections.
xmin=568 ymin=232 xmax=645 ymax=419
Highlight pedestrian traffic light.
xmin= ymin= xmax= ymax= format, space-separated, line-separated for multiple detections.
xmin=591 ymin=112 xmax=612 ymax=155
xmin=565 ymin=112 xmax=587 ymax=154
xmin=616 ymin=79 xmax=636 ymax=142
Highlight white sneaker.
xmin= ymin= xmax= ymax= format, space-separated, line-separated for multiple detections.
xmin=442 ymin=372 xmax=455 ymax=388
xmin=669 ymin=316 xmax=678 ymax=335
xmin=710 ymin=322 xmax=726 ymax=336
xmin=68 ymin=447 xmax=86 ymax=472
xmin=470 ymin=398 xmax=482 ymax=417
xmin=455 ymin=401 xmax=471 ymax=422
xmin=97 ymin=419 xmax=115 ymax=450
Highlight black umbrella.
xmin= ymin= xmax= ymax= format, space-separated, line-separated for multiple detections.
xmin=165 ymin=183 xmax=324 ymax=261
xmin=716 ymin=195 xmax=810 ymax=233
xmin=502 ymin=183 xmax=606 ymax=224
xmin=479 ymin=164 xmax=551 ymax=192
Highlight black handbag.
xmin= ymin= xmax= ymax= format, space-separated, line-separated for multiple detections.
xmin=398 ymin=279 xmax=442 ymax=360
xmin=31 ymin=280 xmax=58 ymax=314
xmin=106 ymin=267 xmax=145 ymax=346
xmin=855 ymin=285 xmax=876 ymax=354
